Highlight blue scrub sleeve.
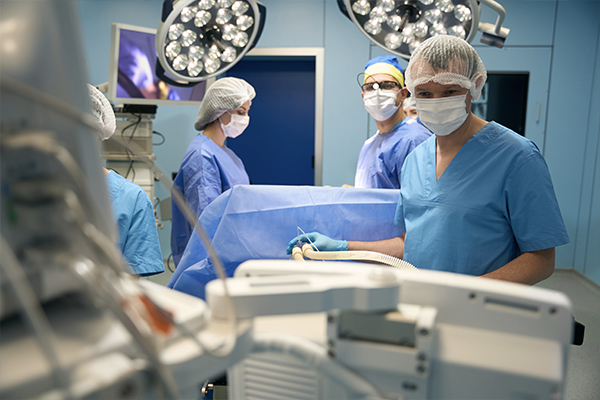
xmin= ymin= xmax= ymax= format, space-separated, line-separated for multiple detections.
xmin=122 ymin=192 xmax=164 ymax=276
xmin=185 ymin=154 xmax=224 ymax=218
xmin=504 ymin=152 xmax=569 ymax=252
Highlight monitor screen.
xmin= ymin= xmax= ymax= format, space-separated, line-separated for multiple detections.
xmin=108 ymin=23 xmax=206 ymax=106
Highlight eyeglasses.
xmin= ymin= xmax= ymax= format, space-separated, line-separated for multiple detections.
xmin=362 ymin=80 xmax=401 ymax=92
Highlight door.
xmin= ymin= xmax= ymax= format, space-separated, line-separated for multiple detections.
xmin=224 ymin=56 xmax=316 ymax=185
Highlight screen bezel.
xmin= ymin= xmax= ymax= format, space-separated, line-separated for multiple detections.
xmin=107 ymin=23 xmax=206 ymax=106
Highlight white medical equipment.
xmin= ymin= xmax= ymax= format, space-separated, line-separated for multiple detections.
xmin=0 ymin=1 xmax=571 ymax=399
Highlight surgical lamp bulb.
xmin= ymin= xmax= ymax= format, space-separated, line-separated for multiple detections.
xmin=194 ymin=11 xmax=212 ymax=27
xmin=199 ymin=0 xmax=216 ymax=10
xmin=216 ymin=8 xmax=233 ymax=24
xmin=180 ymin=6 xmax=198 ymax=23
xmin=169 ymin=23 xmax=185 ymax=40
xmin=352 ymin=0 xmax=371 ymax=16
xmin=237 ymin=15 xmax=254 ymax=31
xmin=232 ymin=1 xmax=250 ymax=16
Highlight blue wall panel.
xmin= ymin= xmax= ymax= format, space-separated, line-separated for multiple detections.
xmin=322 ymin=0 xmax=372 ymax=186
xmin=576 ymin=17 xmax=600 ymax=280
xmin=254 ymin=0 xmax=324 ymax=47
xmin=544 ymin=0 xmax=600 ymax=271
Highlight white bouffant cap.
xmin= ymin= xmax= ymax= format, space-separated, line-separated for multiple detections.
xmin=194 ymin=77 xmax=256 ymax=131
xmin=88 ymin=84 xmax=116 ymax=141
xmin=405 ymin=35 xmax=487 ymax=100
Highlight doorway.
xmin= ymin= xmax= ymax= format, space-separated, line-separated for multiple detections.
xmin=222 ymin=47 xmax=324 ymax=186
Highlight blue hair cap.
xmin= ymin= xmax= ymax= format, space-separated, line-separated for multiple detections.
xmin=363 ymin=55 xmax=405 ymax=86
xmin=364 ymin=55 xmax=404 ymax=74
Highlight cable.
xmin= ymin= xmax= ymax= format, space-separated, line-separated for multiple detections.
xmin=121 ymin=116 xmax=140 ymax=181
xmin=153 ymin=131 xmax=166 ymax=146
xmin=167 ymin=254 xmax=176 ymax=273
xmin=0 ymin=237 xmax=76 ymax=400
xmin=65 ymin=257 xmax=180 ymax=400
xmin=62 ymin=190 xmax=181 ymax=398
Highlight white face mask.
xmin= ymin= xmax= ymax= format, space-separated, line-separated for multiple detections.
xmin=363 ymin=89 xmax=400 ymax=121
xmin=416 ymin=94 xmax=468 ymax=136
xmin=220 ymin=112 xmax=250 ymax=139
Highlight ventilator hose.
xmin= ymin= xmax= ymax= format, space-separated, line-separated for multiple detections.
xmin=291 ymin=246 xmax=306 ymax=261
xmin=301 ymin=244 xmax=418 ymax=270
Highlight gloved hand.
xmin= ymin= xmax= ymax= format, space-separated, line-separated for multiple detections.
xmin=286 ymin=232 xmax=348 ymax=255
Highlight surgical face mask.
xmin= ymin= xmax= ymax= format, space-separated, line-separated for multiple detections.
xmin=363 ymin=89 xmax=399 ymax=121
xmin=220 ymin=112 xmax=249 ymax=139
xmin=416 ymin=94 xmax=468 ymax=136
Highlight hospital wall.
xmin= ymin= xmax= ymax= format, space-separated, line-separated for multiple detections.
xmin=78 ymin=0 xmax=600 ymax=285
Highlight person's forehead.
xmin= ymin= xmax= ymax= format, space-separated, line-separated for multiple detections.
xmin=409 ymin=57 xmax=467 ymax=77
xmin=414 ymin=81 xmax=463 ymax=91
xmin=365 ymin=73 xmax=399 ymax=83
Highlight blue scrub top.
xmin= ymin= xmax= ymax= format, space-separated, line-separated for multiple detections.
xmin=105 ymin=171 xmax=164 ymax=276
xmin=394 ymin=122 xmax=569 ymax=276
xmin=171 ymin=134 xmax=250 ymax=265
xmin=355 ymin=117 xmax=432 ymax=189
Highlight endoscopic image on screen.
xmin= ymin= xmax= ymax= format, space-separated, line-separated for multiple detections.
xmin=117 ymin=29 xmax=205 ymax=102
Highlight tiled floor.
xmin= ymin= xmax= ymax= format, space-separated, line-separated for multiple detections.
xmin=536 ymin=269 xmax=600 ymax=400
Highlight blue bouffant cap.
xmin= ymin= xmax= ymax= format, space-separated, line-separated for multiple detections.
xmin=364 ymin=55 xmax=405 ymax=86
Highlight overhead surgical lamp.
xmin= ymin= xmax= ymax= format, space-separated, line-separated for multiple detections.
xmin=156 ymin=0 xmax=266 ymax=86
xmin=339 ymin=0 xmax=510 ymax=60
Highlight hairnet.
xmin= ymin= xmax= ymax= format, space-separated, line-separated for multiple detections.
xmin=405 ymin=36 xmax=487 ymax=100
xmin=194 ymin=77 xmax=256 ymax=131
xmin=403 ymin=96 xmax=416 ymax=110
xmin=364 ymin=55 xmax=405 ymax=87
xmin=87 ymin=84 xmax=116 ymax=141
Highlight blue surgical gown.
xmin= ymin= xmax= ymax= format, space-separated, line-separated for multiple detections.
xmin=171 ymin=134 xmax=249 ymax=265
xmin=355 ymin=117 xmax=432 ymax=189
xmin=105 ymin=171 xmax=164 ymax=276
xmin=394 ymin=122 xmax=569 ymax=276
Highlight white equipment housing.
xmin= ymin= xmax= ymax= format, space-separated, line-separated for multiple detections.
xmin=207 ymin=261 xmax=572 ymax=400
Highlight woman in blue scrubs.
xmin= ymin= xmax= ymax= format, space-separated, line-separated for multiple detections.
xmin=353 ymin=56 xmax=432 ymax=189
xmin=288 ymin=36 xmax=569 ymax=286
xmin=170 ymin=77 xmax=255 ymax=265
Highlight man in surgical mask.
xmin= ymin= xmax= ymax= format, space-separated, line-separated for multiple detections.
xmin=353 ymin=55 xmax=432 ymax=189
xmin=288 ymin=36 xmax=569 ymax=286
xmin=171 ymin=77 xmax=255 ymax=266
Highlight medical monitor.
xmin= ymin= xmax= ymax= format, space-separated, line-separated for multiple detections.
xmin=108 ymin=23 xmax=206 ymax=106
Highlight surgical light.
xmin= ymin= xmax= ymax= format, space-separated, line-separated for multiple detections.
xmin=339 ymin=0 xmax=510 ymax=60
xmin=156 ymin=0 xmax=266 ymax=85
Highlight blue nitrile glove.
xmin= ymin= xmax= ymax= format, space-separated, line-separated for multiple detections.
xmin=286 ymin=232 xmax=348 ymax=255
